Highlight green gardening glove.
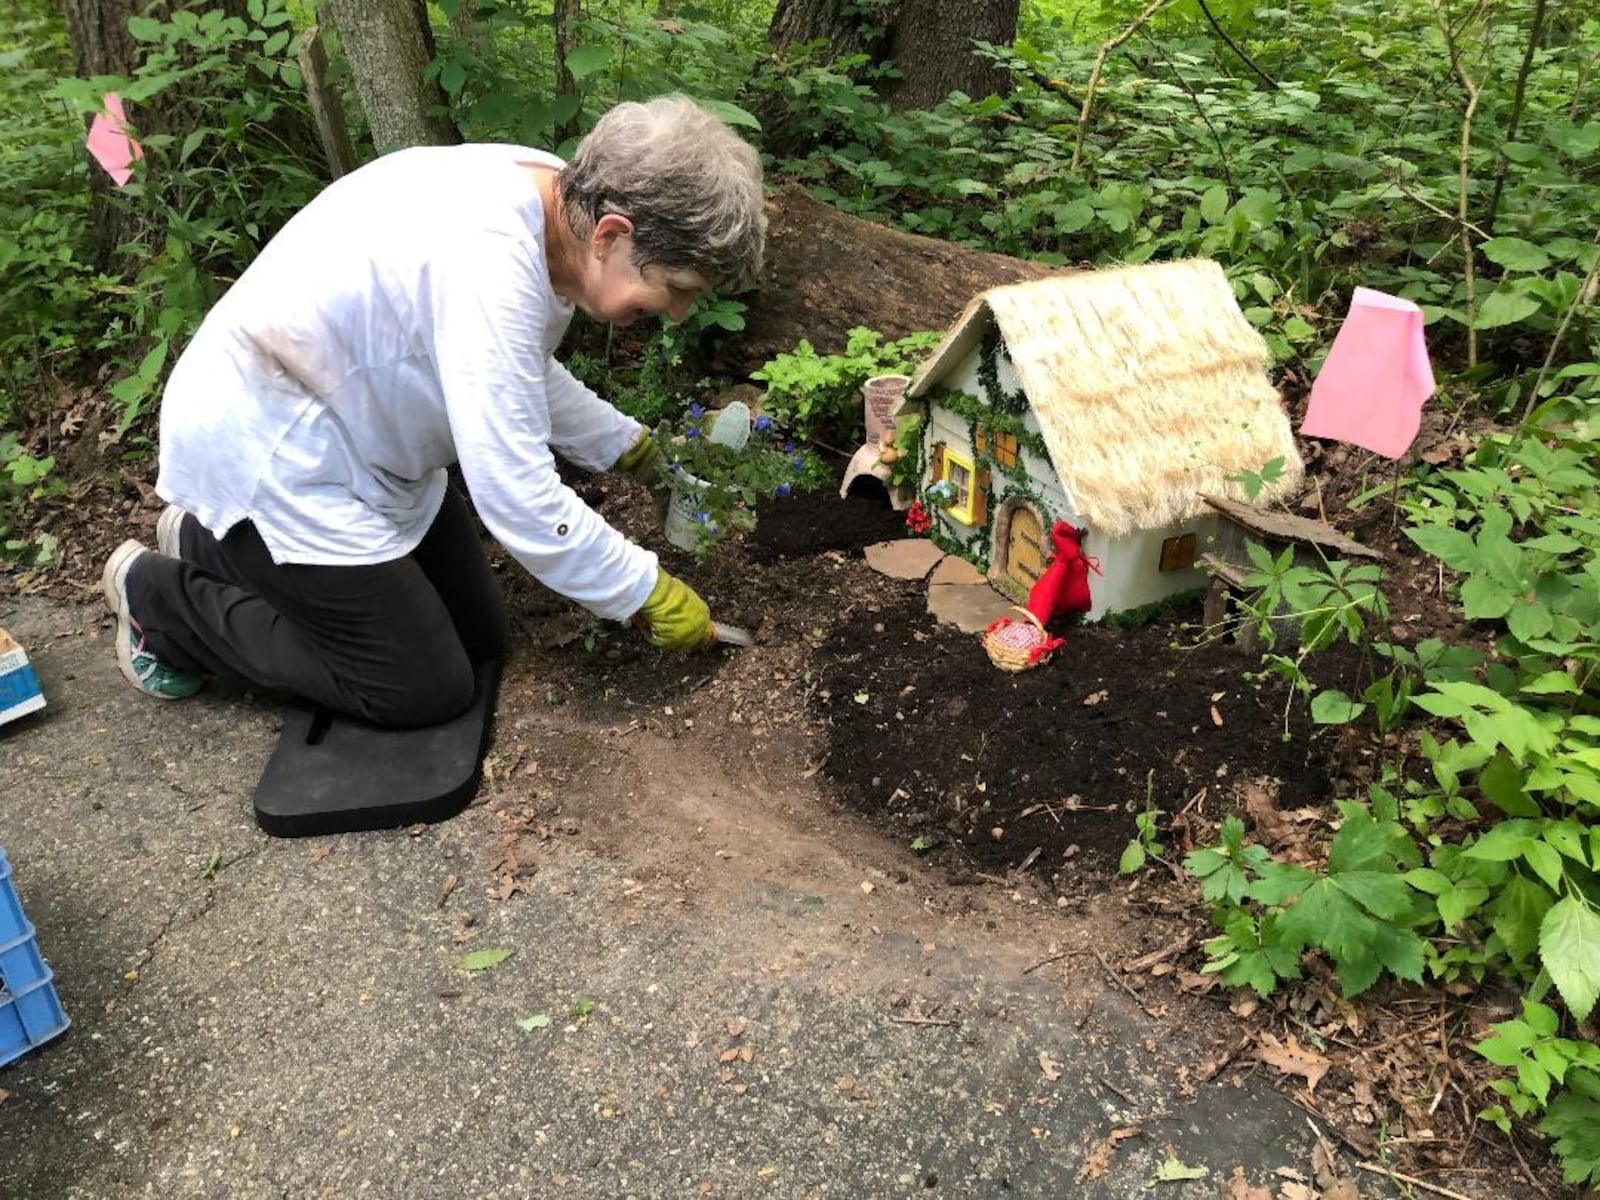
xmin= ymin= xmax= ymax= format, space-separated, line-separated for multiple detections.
xmin=616 ymin=430 xmax=672 ymax=525
xmin=616 ymin=430 xmax=669 ymax=491
xmin=636 ymin=569 xmax=712 ymax=651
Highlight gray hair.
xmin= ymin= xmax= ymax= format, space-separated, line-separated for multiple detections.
xmin=559 ymin=95 xmax=766 ymax=291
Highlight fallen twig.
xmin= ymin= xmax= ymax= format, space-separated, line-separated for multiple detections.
xmin=1357 ymin=1162 xmax=1475 ymax=1200
xmin=1023 ymin=948 xmax=1086 ymax=975
xmin=1095 ymin=1075 xmax=1139 ymax=1106
xmin=1092 ymin=948 xmax=1160 ymax=1018
xmin=1122 ymin=935 xmax=1193 ymax=974
xmin=1287 ymin=1096 xmax=1375 ymax=1160
xmin=1194 ymin=1034 xmax=1252 ymax=1083
xmin=890 ymin=1014 xmax=959 ymax=1027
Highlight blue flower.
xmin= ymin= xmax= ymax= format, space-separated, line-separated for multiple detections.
xmin=774 ymin=483 xmax=792 ymax=499
xmin=688 ymin=402 xmax=705 ymax=419
xmin=669 ymin=461 xmax=682 ymax=474
xmin=754 ymin=415 xmax=772 ymax=433
xmin=686 ymin=427 xmax=701 ymax=439
xmin=694 ymin=511 xmax=710 ymax=523
xmin=782 ymin=441 xmax=796 ymax=453
xmin=790 ymin=455 xmax=806 ymax=470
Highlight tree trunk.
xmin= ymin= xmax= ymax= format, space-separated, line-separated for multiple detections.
xmin=722 ymin=183 xmax=1062 ymax=375
xmin=766 ymin=0 xmax=1017 ymax=108
xmin=322 ymin=0 xmax=462 ymax=152
xmin=552 ymin=0 xmax=581 ymax=147
xmin=767 ymin=0 xmax=878 ymax=60
xmin=59 ymin=0 xmax=262 ymax=266
xmin=876 ymin=0 xmax=1018 ymax=112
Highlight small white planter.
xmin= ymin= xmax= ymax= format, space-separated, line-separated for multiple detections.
xmin=663 ymin=472 xmax=712 ymax=552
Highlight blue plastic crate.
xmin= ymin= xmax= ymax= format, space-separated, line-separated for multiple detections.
xmin=0 ymin=848 xmax=70 ymax=1069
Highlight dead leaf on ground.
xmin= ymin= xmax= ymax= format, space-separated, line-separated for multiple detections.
xmin=491 ymin=873 xmax=530 ymax=902
xmin=1221 ymin=1166 xmax=1272 ymax=1199
xmin=0 ymin=1088 xmax=9 ymax=1105
xmin=1254 ymin=1032 xmax=1331 ymax=1094
xmin=308 ymin=843 xmax=331 ymax=862
xmin=1038 ymin=1051 xmax=1062 ymax=1081
xmin=1075 ymin=1126 xmax=1139 ymax=1182
xmin=1321 ymin=1182 xmax=1363 ymax=1200
xmin=1240 ymin=777 xmax=1294 ymax=846
xmin=1174 ymin=967 xmax=1220 ymax=994
xmin=1310 ymin=1136 xmax=1338 ymax=1185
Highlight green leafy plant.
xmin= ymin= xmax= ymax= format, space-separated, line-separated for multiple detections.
xmin=1118 ymin=772 xmax=1166 ymax=874
xmin=1219 ymin=540 xmax=1393 ymax=732
xmin=1188 ymin=417 xmax=1600 ymax=1181
xmin=751 ymin=327 xmax=940 ymax=446
xmin=1224 ymin=456 xmax=1289 ymax=503
xmin=1191 ymin=795 xmax=1428 ymax=997
xmin=0 ymin=432 xmax=61 ymax=563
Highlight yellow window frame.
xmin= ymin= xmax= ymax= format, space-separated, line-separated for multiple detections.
xmin=941 ymin=449 xmax=979 ymax=525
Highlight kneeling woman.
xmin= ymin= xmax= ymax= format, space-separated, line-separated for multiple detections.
xmin=102 ymin=96 xmax=763 ymax=728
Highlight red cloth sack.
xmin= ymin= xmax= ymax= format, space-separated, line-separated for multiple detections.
xmin=1025 ymin=522 xmax=1099 ymax=623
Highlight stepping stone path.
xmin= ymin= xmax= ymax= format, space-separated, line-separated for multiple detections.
xmin=862 ymin=538 xmax=946 ymax=580
xmin=862 ymin=539 xmax=1015 ymax=635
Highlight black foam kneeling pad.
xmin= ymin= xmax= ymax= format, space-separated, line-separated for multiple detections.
xmin=253 ymin=660 xmax=501 ymax=838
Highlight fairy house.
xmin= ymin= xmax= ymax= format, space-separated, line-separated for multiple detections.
xmin=902 ymin=258 xmax=1304 ymax=621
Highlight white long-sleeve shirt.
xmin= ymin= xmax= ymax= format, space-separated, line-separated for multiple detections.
xmin=156 ymin=144 xmax=658 ymax=622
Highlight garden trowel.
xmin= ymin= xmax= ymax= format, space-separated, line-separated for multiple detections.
xmin=709 ymin=621 xmax=755 ymax=648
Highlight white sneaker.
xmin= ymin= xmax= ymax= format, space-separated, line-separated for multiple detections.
xmin=101 ymin=540 xmax=203 ymax=701
xmin=155 ymin=505 xmax=189 ymax=558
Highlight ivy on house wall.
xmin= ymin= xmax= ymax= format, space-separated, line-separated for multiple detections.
xmin=917 ymin=328 xmax=1065 ymax=574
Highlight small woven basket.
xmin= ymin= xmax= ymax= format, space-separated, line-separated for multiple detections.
xmin=981 ymin=607 xmax=1054 ymax=673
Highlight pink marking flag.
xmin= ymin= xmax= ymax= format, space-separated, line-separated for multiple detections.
xmin=1300 ymin=287 xmax=1436 ymax=459
xmin=86 ymin=92 xmax=143 ymax=187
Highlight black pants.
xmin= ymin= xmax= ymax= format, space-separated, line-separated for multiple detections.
xmin=130 ymin=489 xmax=508 ymax=729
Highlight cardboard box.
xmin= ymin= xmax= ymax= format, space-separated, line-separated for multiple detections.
xmin=0 ymin=628 xmax=45 ymax=727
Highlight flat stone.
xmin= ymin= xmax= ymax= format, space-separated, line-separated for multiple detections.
xmin=863 ymin=539 xmax=946 ymax=581
xmin=928 ymin=582 xmax=1016 ymax=634
xmin=928 ymin=555 xmax=987 ymax=587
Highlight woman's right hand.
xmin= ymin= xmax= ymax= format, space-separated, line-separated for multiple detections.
xmin=635 ymin=569 xmax=711 ymax=651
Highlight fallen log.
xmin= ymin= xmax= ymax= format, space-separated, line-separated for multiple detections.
xmin=724 ymin=182 xmax=1066 ymax=374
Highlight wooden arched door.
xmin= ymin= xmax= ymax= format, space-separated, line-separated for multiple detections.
xmin=1005 ymin=505 xmax=1044 ymax=589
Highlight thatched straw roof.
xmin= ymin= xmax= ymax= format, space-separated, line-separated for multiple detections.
xmin=906 ymin=258 xmax=1303 ymax=537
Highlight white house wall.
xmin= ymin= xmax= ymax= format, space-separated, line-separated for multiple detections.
xmin=1084 ymin=514 xmax=1219 ymax=622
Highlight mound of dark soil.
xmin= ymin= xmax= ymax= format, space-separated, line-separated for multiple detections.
xmin=810 ymin=598 xmax=1347 ymax=879
xmin=750 ymin=473 xmax=906 ymax=562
